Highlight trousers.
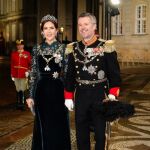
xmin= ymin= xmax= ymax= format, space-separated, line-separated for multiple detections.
xmin=75 ymin=86 xmax=106 ymax=150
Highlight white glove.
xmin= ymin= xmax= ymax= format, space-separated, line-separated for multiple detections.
xmin=25 ymin=72 xmax=29 ymax=78
xmin=11 ymin=77 xmax=14 ymax=81
xmin=108 ymin=94 xmax=117 ymax=101
xmin=65 ymin=99 xmax=74 ymax=111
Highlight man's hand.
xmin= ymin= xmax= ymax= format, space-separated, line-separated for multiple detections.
xmin=11 ymin=77 xmax=14 ymax=81
xmin=108 ymin=94 xmax=117 ymax=101
xmin=65 ymin=99 xmax=74 ymax=111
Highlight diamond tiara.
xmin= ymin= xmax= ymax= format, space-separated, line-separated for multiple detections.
xmin=40 ymin=14 xmax=57 ymax=24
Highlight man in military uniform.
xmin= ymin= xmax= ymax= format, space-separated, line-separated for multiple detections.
xmin=11 ymin=39 xmax=31 ymax=110
xmin=64 ymin=12 xmax=121 ymax=150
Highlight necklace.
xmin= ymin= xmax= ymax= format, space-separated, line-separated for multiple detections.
xmin=41 ymin=54 xmax=54 ymax=71
xmin=39 ymin=44 xmax=63 ymax=71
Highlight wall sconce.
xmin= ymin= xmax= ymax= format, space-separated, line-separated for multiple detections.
xmin=59 ymin=26 xmax=64 ymax=42
xmin=60 ymin=26 xmax=64 ymax=33
xmin=110 ymin=0 xmax=120 ymax=5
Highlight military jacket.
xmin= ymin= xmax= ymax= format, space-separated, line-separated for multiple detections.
xmin=11 ymin=50 xmax=31 ymax=78
xmin=65 ymin=39 xmax=121 ymax=93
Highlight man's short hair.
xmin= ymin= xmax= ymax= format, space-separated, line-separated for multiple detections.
xmin=78 ymin=12 xmax=97 ymax=24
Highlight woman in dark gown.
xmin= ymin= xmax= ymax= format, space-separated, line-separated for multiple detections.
xmin=26 ymin=14 xmax=71 ymax=150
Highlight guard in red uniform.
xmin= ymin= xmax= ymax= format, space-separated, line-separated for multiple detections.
xmin=11 ymin=39 xmax=31 ymax=110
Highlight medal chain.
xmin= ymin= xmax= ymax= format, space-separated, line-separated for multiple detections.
xmin=74 ymin=42 xmax=102 ymax=71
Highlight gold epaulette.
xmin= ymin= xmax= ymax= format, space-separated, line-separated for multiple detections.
xmin=104 ymin=40 xmax=116 ymax=53
xmin=65 ymin=42 xmax=75 ymax=55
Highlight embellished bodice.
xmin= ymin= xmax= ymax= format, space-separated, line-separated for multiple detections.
xmin=29 ymin=41 xmax=66 ymax=98
xmin=37 ymin=42 xmax=64 ymax=78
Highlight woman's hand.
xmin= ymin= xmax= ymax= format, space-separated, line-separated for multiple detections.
xmin=26 ymin=98 xmax=34 ymax=108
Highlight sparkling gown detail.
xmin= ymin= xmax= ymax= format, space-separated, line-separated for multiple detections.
xmin=29 ymin=41 xmax=71 ymax=150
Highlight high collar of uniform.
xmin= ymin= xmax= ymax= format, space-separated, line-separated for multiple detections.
xmin=82 ymin=35 xmax=97 ymax=46
xmin=17 ymin=49 xmax=24 ymax=53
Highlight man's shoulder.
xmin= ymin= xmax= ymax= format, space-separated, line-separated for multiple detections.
xmin=103 ymin=40 xmax=116 ymax=53
xmin=67 ymin=41 xmax=77 ymax=47
xmin=65 ymin=42 xmax=77 ymax=55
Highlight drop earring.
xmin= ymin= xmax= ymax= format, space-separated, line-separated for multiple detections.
xmin=41 ymin=32 xmax=45 ymax=39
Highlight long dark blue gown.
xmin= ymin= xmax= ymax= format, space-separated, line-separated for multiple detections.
xmin=29 ymin=41 xmax=71 ymax=150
